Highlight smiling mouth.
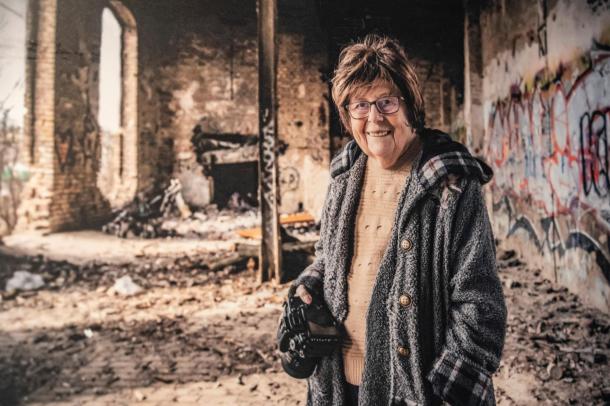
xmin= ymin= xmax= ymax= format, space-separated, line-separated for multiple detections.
xmin=366 ymin=130 xmax=392 ymax=137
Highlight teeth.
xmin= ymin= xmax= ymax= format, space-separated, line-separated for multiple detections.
xmin=367 ymin=130 xmax=391 ymax=137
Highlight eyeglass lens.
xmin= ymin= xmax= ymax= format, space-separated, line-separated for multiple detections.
xmin=349 ymin=96 xmax=399 ymax=118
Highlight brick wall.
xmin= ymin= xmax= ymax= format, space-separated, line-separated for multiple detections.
xmin=17 ymin=0 xmax=469 ymax=235
xmin=17 ymin=0 xmax=332 ymax=230
xmin=16 ymin=0 xmax=58 ymax=231
xmin=49 ymin=0 xmax=111 ymax=229
xmin=130 ymin=0 xmax=260 ymax=208
xmin=277 ymin=0 xmax=330 ymax=217
xmin=128 ymin=0 xmax=330 ymax=217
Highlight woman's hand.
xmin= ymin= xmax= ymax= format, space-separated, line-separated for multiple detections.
xmin=295 ymin=284 xmax=313 ymax=305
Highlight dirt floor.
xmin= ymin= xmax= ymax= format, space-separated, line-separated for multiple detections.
xmin=0 ymin=234 xmax=609 ymax=406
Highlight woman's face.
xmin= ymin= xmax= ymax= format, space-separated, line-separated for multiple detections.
xmin=348 ymin=80 xmax=416 ymax=169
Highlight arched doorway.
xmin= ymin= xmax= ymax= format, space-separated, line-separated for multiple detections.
xmin=97 ymin=0 xmax=138 ymax=208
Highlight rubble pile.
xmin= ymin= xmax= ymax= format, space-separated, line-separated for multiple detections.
xmin=102 ymin=179 xmax=192 ymax=238
xmin=494 ymin=249 xmax=610 ymax=405
xmin=101 ymin=177 xmax=319 ymax=243
xmin=2 ymin=313 xmax=280 ymax=401
xmin=101 ymin=178 xmax=263 ymax=240
xmin=159 ymin=203 xmax=260 ymax=240
xmin=101 ymin=127 xmax=320 ymax=242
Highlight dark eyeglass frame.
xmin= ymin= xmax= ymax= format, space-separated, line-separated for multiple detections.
xmin=344 ymin=96 xmax=405 ymax=119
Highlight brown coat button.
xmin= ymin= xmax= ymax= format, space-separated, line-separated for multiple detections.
xmin=400 ymin=239 xmax=412 ymax=251
xmin=399 ymin=294 xmax=412 ymax=307
xmin=397 ymin=346 xmax=410 ymax=357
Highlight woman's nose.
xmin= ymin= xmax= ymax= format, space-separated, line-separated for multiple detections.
xmin=368 ymin=104 xmax=384 ymax=122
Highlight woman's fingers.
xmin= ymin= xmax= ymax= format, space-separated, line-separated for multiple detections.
xmin=295 ymin=284 xmax=313 ymax=304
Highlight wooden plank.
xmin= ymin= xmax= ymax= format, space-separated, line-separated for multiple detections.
xmin=279 ymin=212 xmax=315 ymax=225
xmin=236 ymin=212 xmax=315 ymax=239
xmin=257 ymin=0 xmax=282 ymax=283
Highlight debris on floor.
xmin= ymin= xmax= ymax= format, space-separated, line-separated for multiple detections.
xmin=0 ymin=245 xmax=608 ymax=405
xmin=5 ymin=270 xmax=45 ymax=292
xmin=101 ymin=176 xmax=319 ymax=249
xmin=0 ymin=249 xmax=288 ymax=404
xmin=493 ymin=249 xmax=610 ymax=405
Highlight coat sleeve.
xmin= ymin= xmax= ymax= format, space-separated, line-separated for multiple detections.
xmin=289 ymin=180 xmax=333 ymax=297
xmin=426 ymin=179 xmax=507 ymax=406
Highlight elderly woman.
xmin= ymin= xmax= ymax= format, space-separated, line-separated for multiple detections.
xmin=291 ymin=34 xmax=507 ymax=406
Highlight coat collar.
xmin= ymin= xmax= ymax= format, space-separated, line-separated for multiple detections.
xmin=329 ymin=128 xmax=493 ymax=191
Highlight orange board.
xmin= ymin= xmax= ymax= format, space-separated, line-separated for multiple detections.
xmin=237 ymin=211 xmax=314 ymax=239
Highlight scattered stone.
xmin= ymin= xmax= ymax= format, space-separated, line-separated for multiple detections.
xmin=134 ymin=390 xmax=146 ymax=401
xmin=5 ymin=270 xmax=45 ymax=292
xmin=547 ymin=363 xmax=563 ymax=380
xmin=2 ymin=289 xmax=16 ymax=300
xmin=110 ymin=275 xmax=143 ymax=296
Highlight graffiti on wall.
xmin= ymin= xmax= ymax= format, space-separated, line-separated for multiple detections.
xmin=55 ymin=43 xmax=101 ymax=173
xmin=487 ymin=50 xmax=610 ymax=283
xmin=279 ymin=166 xmax=300 ymax=194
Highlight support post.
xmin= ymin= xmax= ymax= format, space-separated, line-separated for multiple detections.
xmin=257 ymin=0 xmax=282 ymax=283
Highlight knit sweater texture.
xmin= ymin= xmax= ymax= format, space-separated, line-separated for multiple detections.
xmin=343 ymin=143 xmax=419 ymax=385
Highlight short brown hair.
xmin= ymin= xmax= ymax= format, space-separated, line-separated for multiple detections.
xmin=331 ymin=34 xmax=425 ymax=133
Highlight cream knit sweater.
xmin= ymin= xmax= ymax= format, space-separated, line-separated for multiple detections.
xmin=342 ymin=139 xmax=421 ymax=385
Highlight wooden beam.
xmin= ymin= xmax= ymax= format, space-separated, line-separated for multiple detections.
xmin=257 ymin=0 xmax=282 ymax=283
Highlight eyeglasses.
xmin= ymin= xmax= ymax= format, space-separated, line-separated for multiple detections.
xmin=344 ymin=96 xmax=404 ymax=119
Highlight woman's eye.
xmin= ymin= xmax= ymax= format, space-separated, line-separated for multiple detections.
xmin=379 ymin=98 xmax=391 ymax=106
xmin=356 ymin=102 xmax=368 ymax=109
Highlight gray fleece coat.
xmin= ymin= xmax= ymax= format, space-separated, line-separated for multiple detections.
xmin=292 ymin=129 xmax=507 ymax=406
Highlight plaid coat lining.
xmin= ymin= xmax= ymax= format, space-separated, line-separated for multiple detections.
xmin=330 ymin=140 xmax=362 ymax=178
xmin=427 ymin=351 xmax=493 ymax=406
xmin=294 ymin=129 xmax=499 ymax=405
xmin=420 ymin=152 xmax=493 ymax=190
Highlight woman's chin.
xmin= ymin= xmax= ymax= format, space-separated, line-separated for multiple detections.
xmin=368 ymin=152 xmax=397 ymax=167
xmin=367 ymin=143 xmax=395 ymax=162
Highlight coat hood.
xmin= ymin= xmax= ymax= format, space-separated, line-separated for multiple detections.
xmin=329 ymin=128 xmax=493 ymax=190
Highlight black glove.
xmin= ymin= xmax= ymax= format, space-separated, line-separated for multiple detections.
xmin=277 ymin=293 xmax=342 ymax=379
